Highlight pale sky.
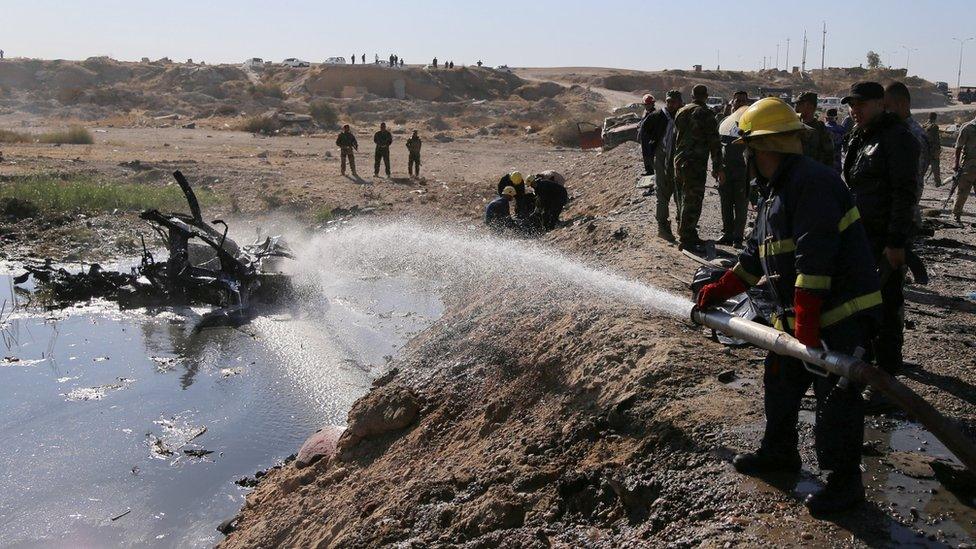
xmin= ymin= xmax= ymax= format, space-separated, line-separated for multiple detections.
xmin=2 ymin=0 xmax=975 ymax=86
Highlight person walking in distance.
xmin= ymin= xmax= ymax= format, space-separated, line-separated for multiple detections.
xmin=373 ymin=122 xmax=393 ymax=177
xmin=674 ymin=84 xmax=724 ymax=252
xmin=406 ymin=130 xmax=422 ymax=177
xmin=925 ymin=112 xmax=942 ymax=185
xmin=335 ymin=124 xmax=358 ymax=177
xmin=953 ymin=113 xmax=976 ymax=222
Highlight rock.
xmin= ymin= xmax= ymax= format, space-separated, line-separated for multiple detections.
xmin=181 ymin=122 xmax=196 ymax=129
xmin=296 ymin=425 xmax=345 ymax=468
xmin=931 ymin=459 xmax=976 ymax=495
xmin=336 ymin=384 xmax=420 ymax=460
xmin=887 ymin=451 xmax=936 ymax=479
xmin=717 ymin=370 xmax=737 ymax=383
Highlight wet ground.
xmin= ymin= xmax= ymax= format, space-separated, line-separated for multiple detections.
xmin=0 ymin=266 xmax=442 ymax=548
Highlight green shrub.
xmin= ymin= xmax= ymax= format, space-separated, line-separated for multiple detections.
xmin=0 ymin=129 xmax=31 ymax=143
xmin=312 ymin=205 xmax=333 ymax=223
xmin=309 ymin=99 xmax=339 ymax=128
xmin=0 ymin=174 xmax=219 ymax=214
xmin=250 ymin=83 xmax=285 ymax=99
xmin=238 ymin=116 xmax=279 ymax=135
xmin=37 ymin=126 xmax=94 ymax=145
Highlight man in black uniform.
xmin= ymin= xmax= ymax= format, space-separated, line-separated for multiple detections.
xmin=718 ymin=91 xmax=751 ymax=248
xmin=373 ymin=122 xmax=393 ymax=177
xmin=697 ymin=97 xmax=881 ymax=515
xmin=842 ymin=82 xmax=919 ymax=378
xmin=636 ymin=94 xmax=657 ymax=175
xmin=335 ymin=124 xmax=358 ymax=176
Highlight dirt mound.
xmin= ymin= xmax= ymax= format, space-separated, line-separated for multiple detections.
xmin=301 ymin=65 xmax=526 ymax=102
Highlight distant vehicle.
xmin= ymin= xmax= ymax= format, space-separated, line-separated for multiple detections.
xmin=323 ymin=57 xmax=346 ymax=65
xmin=958 ymin=87 xmax=976 ymax=105
xmin=242 ymin=58 xmax=263 ymax=68
xmin=281 ymin=58 xmax=310 ymax=68
xmin=819 ymin=96 xmax=845 ymax=113
xmin=612 ymin=102 xmax=646 ymax=116
xmin=706 ymin=96 xmax=725 ymax=109
xmin=936 ymin=81 xmax=950 ymax=98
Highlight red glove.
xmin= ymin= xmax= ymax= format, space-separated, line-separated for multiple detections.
xmin=793 ymin=288 xmax=824 ymax=348
xmin=696 ymin=270 xmax=747 ymax=308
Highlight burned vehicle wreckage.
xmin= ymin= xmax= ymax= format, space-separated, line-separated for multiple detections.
xmin=16 ymin=171 xmax=296 ymax=330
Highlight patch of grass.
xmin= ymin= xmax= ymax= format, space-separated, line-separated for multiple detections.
xmin=0 ymin=174 xmax=220 ymax=214
xmin=238 ymin=115 xmax=279 ymax=135
xmin=249 ymin=83 xmax=285 ymax=99
xmin=0 ymin=129 xmax=32 ymax=143
xmin=309 ymin=99 xmax=339 ymax=128
xmin=312 ymin=205 xmax=333 ymax=223
xmin=37 ymin=126 xmax=94 ymax=145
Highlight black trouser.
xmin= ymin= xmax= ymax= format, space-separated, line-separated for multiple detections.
xmin=876 ymin=262 xmax=905 ymax=375
xmin=539 ymin=202 xmax=564 ymax=230
xmin=719 ymin=175 xmax=749 ymax=242
xmin=340 ymin=147 xmax=356 ymax=175
xmin=408 ymin=152 xmax=420 ymax=176
xmin=374 ymin=147 xmax=390 ymax=176
xmin=760 ymin=319 xmax=871 ymax=475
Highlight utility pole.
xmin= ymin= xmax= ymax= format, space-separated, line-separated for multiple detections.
xmin=901 ymin=45 xmax=918 ymax=74
xmin=801 ymin=30 xmax=808 ymax=72
xmin=786 ymin=38 xmax=791 ymax=70
xmin=954 ymin=37 xmax=975 ymax=90
xmin=820 ymin=21 xmax=827 ymax=72
xmin=776 ymin=43 xmax=780 ymax=69
xmin=717 ymin=49 xmax=721 ymax=70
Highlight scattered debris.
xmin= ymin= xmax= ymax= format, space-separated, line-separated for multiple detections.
xmin=110 ymin=509 xmax=131 ymax=521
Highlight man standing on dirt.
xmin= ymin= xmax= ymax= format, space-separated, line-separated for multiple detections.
xmin=362 ymin=53 xmax=366 ymax=64
xmin=644 ymin=90 xmax=685 ymax=242
xmin=636 ymin=94 xmax=657 ymax=175
xmin=885 ymin=82 xmax=929 ymax=233
xmin=925 ymin=112 xmax=942 ymax=185
xmin=697 ymin=97 xmax=881 ymax=515
xmin=406 ymin=130 xmax=422 ymax=177
xmin=674 ymin=84 xmax=724 ymax=252
xmin=794 ymin=92 xmax=834 ymax=167
xmin=953 ymin=114 xmax=976 ymax=222
xmin=718 ymin=91 xmax=750 ymax=248
xmin=842 ymin=82 xmax=918 ymax=381
xmin=373 ymin=122 xmax=393 ymax=177
xmin=335 ymin=124 xmax=359 ymax=177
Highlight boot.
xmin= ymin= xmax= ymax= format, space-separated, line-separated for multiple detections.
xmin=657 ymin=222 xmax=676 ymax=242
xmin=732 ymin=449 xmax=801 ymax=475
xmin=804 ymin=471 xmax=865 ymax=515
xmin=716 ymin=235 xmax=734 ymax=246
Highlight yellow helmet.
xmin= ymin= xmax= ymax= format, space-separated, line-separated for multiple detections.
xmin=509 ymin=171 xmax=524 ymax=186
xmin=501 ymin=185 xmax=517 ymax=197
xmin=736 ymin=97 xmax=806 ymax=139
xmin=525 ymin=174 xmax=537 ymax=186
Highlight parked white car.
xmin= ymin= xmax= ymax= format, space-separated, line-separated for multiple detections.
xmin=819 ymin=96 xmax=843 ymax=111
xmin=242 ymin=58 xmax=263 ymax=68
xmin=281 ymin=58 xmax=310 ymax=68
xmin=323 ymin=57 xmax=346 ymax=65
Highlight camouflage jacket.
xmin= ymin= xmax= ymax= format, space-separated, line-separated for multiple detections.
xmin=673 ymin=101 xmax=722 ymax=169
xmin=406 ymin=136 xmax=422 ymax=154
xmin=800 ymin=118 xmax=835 ymax=167
xmin=956 ymin=120 xmax=976 ymax=172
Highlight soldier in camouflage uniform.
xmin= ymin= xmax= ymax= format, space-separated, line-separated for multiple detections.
xmin=794 ymin=92 xmax=835 ymax=167
xmin=673 ymin=84 xmax=724 ymax=250
xmin=925 ymin=112 xmax=942 ymax=185
xmin=953 ymin=115 xmax=976 ymax=222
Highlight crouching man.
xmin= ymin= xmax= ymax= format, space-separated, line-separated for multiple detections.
xmin=696 ymin=98 xmax=881 ymax=515
xmin=485 ymin=186 xmax=518 ymax=234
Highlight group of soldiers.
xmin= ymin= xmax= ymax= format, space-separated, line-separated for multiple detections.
xmin=334 ymin=124 xmax=422 ymax=178
xmin=484 ymin=170 xmax=569 ymax=235
xmin=690 ymin=81 xmax=976 ymax=515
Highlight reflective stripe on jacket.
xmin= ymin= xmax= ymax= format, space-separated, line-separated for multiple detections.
xmin=732 ymin=154 xmax=881 ymax=332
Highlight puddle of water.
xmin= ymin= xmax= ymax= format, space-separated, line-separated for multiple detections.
xmin=0 ymin=267 xmax=442 ymax=548
xmin=737 ymin=408 xmax=976 ymax=546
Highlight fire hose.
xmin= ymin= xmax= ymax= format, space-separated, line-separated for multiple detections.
xmin=691 ymin=306 xmax=976 ymax=473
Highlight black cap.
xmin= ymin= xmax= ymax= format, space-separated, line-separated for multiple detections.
xmin=797 ymin=91 xmax=818 ymax=104
xmin=665 ymin=89 xmax=682 ymax=100
xmin=841 ymin=82 xmax=884 ymax=105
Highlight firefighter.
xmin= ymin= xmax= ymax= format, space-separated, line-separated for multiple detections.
xmin=696 ymin=98 xmax=881 ymax=515
xmin=485 ymin=186 xmax=517 ymax=233
xmin=526 ymin=173 xmax=569 ymax=231
xmin=496 ymin=171 xmax=533 ymax=220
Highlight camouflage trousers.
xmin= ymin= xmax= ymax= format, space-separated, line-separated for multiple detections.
xmin=953 ymin=169 xmax=976 ymax=218
xmin=675 ymin=159 xmax=708 ymax=244
xmin=928 ymin=157 xmax=941 ymax=185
